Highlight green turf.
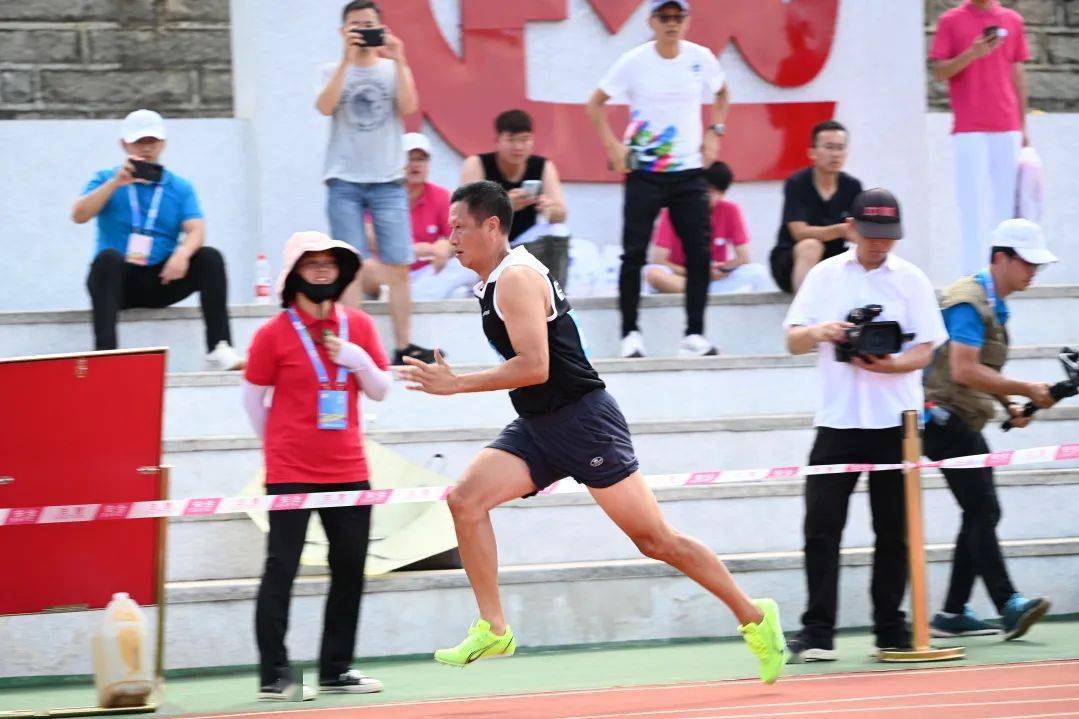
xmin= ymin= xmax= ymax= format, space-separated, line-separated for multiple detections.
xmin=2 ymin=620 xmax=1077 ymax=716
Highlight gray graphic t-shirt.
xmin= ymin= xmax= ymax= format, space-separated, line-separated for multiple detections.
xmin=319 ymin=59 xmax=403 ymax=184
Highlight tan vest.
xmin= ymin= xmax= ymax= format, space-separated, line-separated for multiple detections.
xmin=925 ymin=276 xmax=1009 ymax=431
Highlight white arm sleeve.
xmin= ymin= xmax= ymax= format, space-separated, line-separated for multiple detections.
xmin=242 ymin=381 xmax=271 ymax=439
xmin=336 ymin=340 xmax=393 ymax=402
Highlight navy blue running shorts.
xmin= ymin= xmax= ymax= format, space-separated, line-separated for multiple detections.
xmin=488 ymin=389 xmax=640 ymax=495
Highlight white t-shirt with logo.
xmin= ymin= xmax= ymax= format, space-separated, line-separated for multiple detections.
xmin=599 ymin=41 xmax=725 ymax=173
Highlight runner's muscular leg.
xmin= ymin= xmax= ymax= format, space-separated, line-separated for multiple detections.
xmin=589 ymin=471 xmax=762 ymax=625
xmin=446 ymin=448 xmax=537 ymax=635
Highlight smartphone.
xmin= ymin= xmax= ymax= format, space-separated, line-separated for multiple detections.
xmin=130 ymin=160 xmax=164 ymax=183
xmin=350 ymin=27 xmax=385 ymax=47
xmin=521 ymin=180 xmax=542 ymax=197
xmin=983 ymin=25 xmax=1005 ymax=41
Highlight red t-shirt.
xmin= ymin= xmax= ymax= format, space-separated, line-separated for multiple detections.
xmin=409 ymin=182 xmax=452 ymax=272
xmin=930 ymin=1 xmax=1030 ymax=134
xmin=652 ymin=199 xmax=749 ymax=266
xmin=244 ymin=304 xmax=389 ymax=485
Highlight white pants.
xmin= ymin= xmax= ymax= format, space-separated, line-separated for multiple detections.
xmin=410 ymin=259 xmax=479 ymax=301
xmin=953 ymin=131 xmax=1021 ymax=275
xmin=645 ymin=262 xmax=774 ymax=294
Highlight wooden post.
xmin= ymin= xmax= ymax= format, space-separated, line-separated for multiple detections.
xmin=878 ymin=411 xmax=965 ymax=662
xmin=154 ymin=465 xmax=171 ymax=694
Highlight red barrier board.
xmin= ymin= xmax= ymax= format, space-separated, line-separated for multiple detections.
xmin=0 ymin=350 xmax=166 ymax=615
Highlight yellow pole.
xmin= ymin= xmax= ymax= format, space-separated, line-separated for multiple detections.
xmin=878 ymin=411 xmax=964 ymax=662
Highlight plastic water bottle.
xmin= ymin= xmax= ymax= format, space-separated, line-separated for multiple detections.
xmin=91 ymin=592 xmax=152 ymax=708
xmin=255 ymin=254 xmax=272 ymax=304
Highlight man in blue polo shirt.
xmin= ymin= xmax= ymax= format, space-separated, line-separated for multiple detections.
xmin=73 ymin=109 xmax=243 ymax=369
xmin=923 ymin=219 xmax=1056 ymax=641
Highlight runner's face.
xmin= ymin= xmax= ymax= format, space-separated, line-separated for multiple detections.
xmin=449 ymin=201 xmax=499 ymax=271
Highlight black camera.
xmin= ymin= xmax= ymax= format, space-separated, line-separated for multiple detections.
xmin=130 ymin=160 xmax=164 ymax=183
xmin=834 ymin=304 xmax=915 ymax=363
xmin=1002 ymin=347 xmax=1079 ymax=431
xmin=349 ymin=27 xmax=385 ymax=47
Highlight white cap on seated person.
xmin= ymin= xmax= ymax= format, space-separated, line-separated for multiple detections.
xmin=121 ymin=109 xmax=167 ymax=143
xmin=991 ymin=219 xmax=1058 ymax=266
xmin=403 ymin=132 xmax=432 ymax=158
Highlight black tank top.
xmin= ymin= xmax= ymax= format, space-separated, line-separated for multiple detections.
xmin=477 ymin=248 xmax=605 ymax=417
xmin=479 ymin=152 xmax=546 ymax=243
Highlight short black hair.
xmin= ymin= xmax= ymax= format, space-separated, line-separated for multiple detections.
xmin=811 ymin=120 xmax=848 ymax=146
xmin=990 ymin=246 xmax=1018 ymax=263
xmin=342 ymin=1 xmax=379 ymax=21
xmin=704 ymin=161 xmax=734 ymax=193
xmin=495 ymin=109 xmax=533 ymax=135
xmin=452 ymin=181 xmax=514 ymax=236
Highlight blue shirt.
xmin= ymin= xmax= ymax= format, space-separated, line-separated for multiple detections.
xmin=941 ymin=270 xmax=1009 ymax=348
xmin=83 ymin=168 xmax=203 ymax=266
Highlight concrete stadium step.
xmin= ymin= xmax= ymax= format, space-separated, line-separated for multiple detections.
xmin=3 ymin=286 xmax=1079 ymax=371
xmin=164 ymin=347 xmax=1067 ymax=437
xmin=165 ymin=468 xmax=1079 ymax=583
xmin=162 ymin=406 xmax=1079 ymax=500
xmin=4 ymin=537 xmax=1077 ymax=677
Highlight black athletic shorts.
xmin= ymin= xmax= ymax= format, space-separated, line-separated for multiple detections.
xmin=489 ymin=389 xmax=639 ymax=495
xmin=769 ymin=245 xmax=795 ymax=294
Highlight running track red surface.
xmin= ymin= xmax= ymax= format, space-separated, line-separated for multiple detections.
xmin=198 ymin=660 xmax=1079 ymax=719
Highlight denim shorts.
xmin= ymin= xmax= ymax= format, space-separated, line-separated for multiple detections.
xmin=326 ymin=178 xmax=414 ymax=266
xmin=489 ymin=389 xmax=639 ymax=495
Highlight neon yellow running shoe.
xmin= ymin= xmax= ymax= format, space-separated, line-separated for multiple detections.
xmin=739 ymin=598 xmax=788 ymax=684
xmin=434 ymin=619 xmax=516 ymax=667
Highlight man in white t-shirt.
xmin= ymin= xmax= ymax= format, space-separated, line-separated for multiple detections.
xmin=782 ymin=188 xmax=948 ymax=663
xmin=587 ymin=0 xmax=729 ymax=359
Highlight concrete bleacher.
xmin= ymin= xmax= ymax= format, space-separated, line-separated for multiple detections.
xmin=2 ymin=289 xmax=1079 ymax=677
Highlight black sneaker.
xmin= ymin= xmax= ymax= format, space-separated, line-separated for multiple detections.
xmin=787 ymin=633 xmax=837 ymax=663
xmin=393 ymin=343 xmax=438 ymax=365
xmin=319 ymin=669 xmax=383 ymax=694
xmin=872 ymin=632 xmax=914 ymax=659
xmin=257 ymin=677 xmax=316 ymax=702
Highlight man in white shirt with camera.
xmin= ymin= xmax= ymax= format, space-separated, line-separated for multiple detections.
xmin=783 ymin=188 xmax=947 ymax=662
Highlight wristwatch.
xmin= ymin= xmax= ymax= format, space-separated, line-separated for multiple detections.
xmin=709 ymin=123 xmax=726 ymax=136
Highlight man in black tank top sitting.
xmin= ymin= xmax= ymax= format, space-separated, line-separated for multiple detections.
xmin=460 ymin=109 xmax=571 ymax=289
xmin=399 ymin=180 xmax=787 ymax=682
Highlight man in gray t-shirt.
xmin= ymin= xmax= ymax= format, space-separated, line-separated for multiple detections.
xmin=316 ymin=0 xmax=435 ymax=366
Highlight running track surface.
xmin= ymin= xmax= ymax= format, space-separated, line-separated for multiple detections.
xmin=196 ymin=660 xmax=1079 ymax=719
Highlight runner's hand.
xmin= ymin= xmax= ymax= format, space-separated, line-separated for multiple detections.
xmin=398 ymin=349 xmax=458 ymax=395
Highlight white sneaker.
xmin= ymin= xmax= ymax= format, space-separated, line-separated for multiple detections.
xmin=205 ymin=341 xmax=245 ymax=371
xmin=678 ymin=334 xmax=718 ymax=358
xmin=257 ymin=678 xmax=317 ymax=702
xmin=319 ymin=669 xmax=383 ymax=694
xmin=620 ymin=331 xmax=647 ymax=358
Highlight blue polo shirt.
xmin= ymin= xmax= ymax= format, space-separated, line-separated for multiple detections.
xmin=942 ymin=270 xmax=1010 ymax=348
xmin=83 ymin=168 xmax=203 ymax=266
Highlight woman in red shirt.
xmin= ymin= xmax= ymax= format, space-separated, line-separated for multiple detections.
xmin=243 ymin=231 xmax=391 ymax=701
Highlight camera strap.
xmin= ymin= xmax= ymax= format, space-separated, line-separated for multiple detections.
xmin=127 ymin=184 xmax=165 ymax=235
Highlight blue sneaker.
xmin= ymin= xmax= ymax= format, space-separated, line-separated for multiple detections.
xmin=931 ymin=607 xmax=1001 ymax=637
xmin=1001 ymin=594 xmax=1051 ymax=641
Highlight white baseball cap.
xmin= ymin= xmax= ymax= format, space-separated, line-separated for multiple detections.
xmin=121 ymin=109 xmax=166 ymax=143
xmin=992 ymin=218 xmax=1058 ymax=265
xmin=403 ymin=132 xmax=432 ymax=157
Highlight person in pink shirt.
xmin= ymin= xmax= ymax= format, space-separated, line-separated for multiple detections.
xmin=645 ymin=162 xmax=772 ymax=295
xmin=930 ymin=0 xmax=1031 ymax=275
xmin=361 ymin=133 xmax=478 ymax=300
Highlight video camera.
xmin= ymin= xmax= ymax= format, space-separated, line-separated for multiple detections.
xmin=1001 ymin=347 xmax=1079 ymax=431
xmin=834 ymin=304 xmax=915 ymax=363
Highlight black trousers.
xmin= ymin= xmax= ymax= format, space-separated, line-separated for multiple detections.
xmin=86 ymin=247 xmax=231 ymax=352
xmin=619 ymin=169 xmax=711 ymax=337
xmin=255 ymin=482 xmax=372 ymax=686
xmin=923 ymin=413 xmax=1017 ymax=614
xmin=802 ymin=427 xmax=908 ymax=646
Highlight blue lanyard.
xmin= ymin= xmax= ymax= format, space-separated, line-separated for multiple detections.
xmin=287 ymin=307 xmax=349 ymax=389
xmin=127 ymin=184 xmax=165 ymax=234
xmin=981 ymin=269 xmax=999 ymax=313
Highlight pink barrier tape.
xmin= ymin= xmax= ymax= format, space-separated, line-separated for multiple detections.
xmin=1 ymin=442 xmax=1076 ymax=527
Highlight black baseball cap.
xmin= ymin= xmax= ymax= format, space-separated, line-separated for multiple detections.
xmin=851 ymin=188 xmax=903 ymax=240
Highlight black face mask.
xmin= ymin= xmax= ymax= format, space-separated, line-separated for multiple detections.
xmin=293 ymin=277 xmax=343 ymax=304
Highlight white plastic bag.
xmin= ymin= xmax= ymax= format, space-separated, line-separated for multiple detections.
xmin=1016 ymin=145 xmax=1044 ymax=222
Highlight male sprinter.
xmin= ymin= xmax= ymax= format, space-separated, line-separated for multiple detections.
xmin=400 ymin=181 xmax=786 ymax=683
